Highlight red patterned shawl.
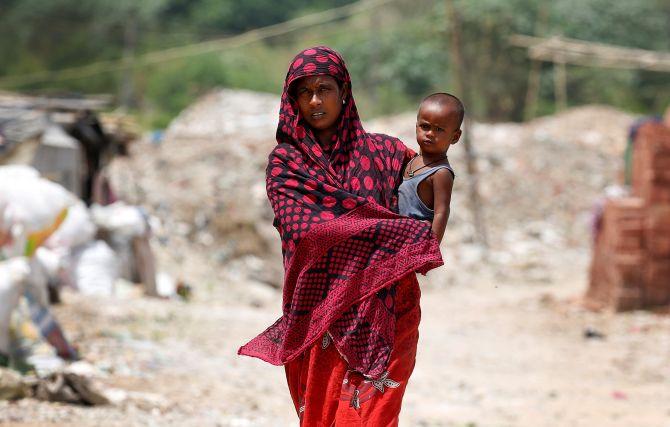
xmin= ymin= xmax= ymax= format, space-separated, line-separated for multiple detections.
xmin=238 ymin=46 xmax=443 ymax=378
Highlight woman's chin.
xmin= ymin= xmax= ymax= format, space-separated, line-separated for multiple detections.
xmin=307 ymin=119 xmax=335 ymax=130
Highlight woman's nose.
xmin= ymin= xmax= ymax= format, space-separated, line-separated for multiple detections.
xmin=309 ymin=93 xmax=321 ymax=107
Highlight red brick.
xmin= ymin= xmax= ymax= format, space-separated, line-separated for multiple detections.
xmin=602 ymin=198 xmax=645 ymax=227
xmin=636 ymin=124 xmax=670 ymax=152
xmin=632 ymin=124 xmax=670 ymax=201
xmin=600 ymin=198 xmax=645 ymax=251
xmin=645 ymin=185 xmax=670 ymax=204
xmin=649 ymin=155 xmax=670 ymax=170
xmin=590 ymin=120 xmax=670 ymax=311
xmin=610 ymin=253 xmax=644 ymax=284
xmin=645 ymin=169 xmax=670 ymax=183
xmin=613 ymin=287 xmax=644 ymax=311
xmin=647 ymin=206 xmax=670 ymax=230
xmin=645 ymin=259 xmax=670 ymax=286
xmin=647 ymin=235 xmax=670 ymax=257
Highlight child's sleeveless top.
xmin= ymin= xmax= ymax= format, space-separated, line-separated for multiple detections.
xmin=398 ymin=164 xmax=455 ymax=221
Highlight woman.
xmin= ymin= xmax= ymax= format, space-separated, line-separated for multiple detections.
xmin=239 ymin=46 xmax=443 ymax=425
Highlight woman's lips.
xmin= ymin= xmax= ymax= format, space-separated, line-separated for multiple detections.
xmin=311 ymin=112 xmax=326 ymax=119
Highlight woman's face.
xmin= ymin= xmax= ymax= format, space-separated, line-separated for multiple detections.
xmin=293 ymin=75 xmax=345 ymax=134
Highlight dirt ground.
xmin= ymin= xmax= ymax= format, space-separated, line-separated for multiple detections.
xmin=2 ymin=96 xmax=668 ymax=426
xmin=1 ymin=253 xmax=669 ymax=427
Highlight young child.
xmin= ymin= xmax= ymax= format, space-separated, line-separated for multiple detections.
xmin=398 ymin=92 xmax=463 ymax=243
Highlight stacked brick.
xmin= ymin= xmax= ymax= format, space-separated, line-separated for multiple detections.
xmin=586 ymin=119 xmax=670 ymax=311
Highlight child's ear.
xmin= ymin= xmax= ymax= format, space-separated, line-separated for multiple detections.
xmin=452 ymin=129 xmax=462 ymax=144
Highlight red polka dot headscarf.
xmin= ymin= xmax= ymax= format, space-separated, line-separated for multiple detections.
xmin=240 ymin=46 xmax=443 ymax=378
xmin=277 ymin=46 xmax=356 ymax=158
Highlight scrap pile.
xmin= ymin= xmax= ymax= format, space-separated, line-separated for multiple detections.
xmin=0 ymin=93 xmax=162 ymax=406
xmin=587 ymin=113 xmax=670 ymax=310
xmin=112 ymin=93 xmax=635 ymax=291
xmin=0 ymin=92 xmax=139 ymax=205
xmin=368 ymin=105 xmax=632 ymax=285
xmin=0 ymin=166 xmax=160 ymax=369
xmin=109 ymin=89 xmax=284 ymax=289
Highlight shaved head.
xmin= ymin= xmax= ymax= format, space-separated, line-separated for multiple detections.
xmin=420 ymin=93 xmax=464 ymax=127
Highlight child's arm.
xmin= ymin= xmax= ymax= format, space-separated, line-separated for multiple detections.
xmin=431 ymin=169 xmax=454 ymax=243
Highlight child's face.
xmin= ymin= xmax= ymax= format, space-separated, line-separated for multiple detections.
xmin=416 ymin=102 xmax=462 ymax=156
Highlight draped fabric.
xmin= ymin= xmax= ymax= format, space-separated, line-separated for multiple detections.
xmin=285 ymin=274 xmax=422 ymax=425
xmin=238 ymin=46 xmax=443 ymax=378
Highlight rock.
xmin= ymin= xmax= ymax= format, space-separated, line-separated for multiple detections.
xmin=0 ymin=367 xmax=27 ymax=400
xmin=33 ymin=372 xmax=109 ymax=406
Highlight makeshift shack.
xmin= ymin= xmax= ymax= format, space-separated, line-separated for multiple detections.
xmin=0 ymin=93 xmax=136 ymax=205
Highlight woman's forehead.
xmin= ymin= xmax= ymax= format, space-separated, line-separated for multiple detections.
xmin=294 ymin=74 xmax=339 ymax=90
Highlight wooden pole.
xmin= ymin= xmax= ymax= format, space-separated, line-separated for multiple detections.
xmin=120 ymin=12 xmax=138 ymax=111
xmin=445 ymin=0 xmax=488 ymax=248
xmin=523 ymin=5 xmax=549 ymax=121
xmin=553 ymin=55 xmax=568 ymax=111
xmin=524 ymin=59 xmax=542 ymax=120
xmin=509 ymin=34 xmax=670 ymax=72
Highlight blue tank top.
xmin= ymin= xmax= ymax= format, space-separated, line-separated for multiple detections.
xmin=398 ymin=164 xmax=455 ymax=221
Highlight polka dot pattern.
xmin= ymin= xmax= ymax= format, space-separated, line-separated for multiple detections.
xmin=251 ymin=46 xmax=435 ymax=379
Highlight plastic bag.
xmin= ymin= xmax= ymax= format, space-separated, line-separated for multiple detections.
xmin=45 ymin=202 xmax=96 ymax=250
xmin=0 ymin=258 xmax=30 ymax=355
xmin=90 ymin=202 xmax=147 ymax=238
xmin=70 ymin=241 xmax=119 ymax=297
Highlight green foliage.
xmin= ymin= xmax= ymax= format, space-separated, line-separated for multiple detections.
xmin=143 ymin=55 xmax=230 ymax=128
xmin=549 ymin=0 xmax=670 ymax=49
xmin=338 ymin=16 xmax=447 ymax=117
xmin=0 ymin=0 xmax=668 ymax=127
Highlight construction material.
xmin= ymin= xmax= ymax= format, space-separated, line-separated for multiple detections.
xmin=586 ymin=118 xmax=670 ymax=310
xmin=509 ymin=35 xmax=670 ymax=72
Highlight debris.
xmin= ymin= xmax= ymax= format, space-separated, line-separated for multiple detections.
xmin=32 ymin=371 xmax=109 ymax=406
xmin=0 ymin=258 xmax=29 ymax=356
xmin=0 ymin=367 xmax=27 ymax=400
xmin=586 ymin=118 xmax=670 ymax=311
xmin=583 ymin=327 xmax=606 ymax=340
xmin=70 ymin=241 xmax=119 ymax=297
xmin=611 ymin=390 xmax=628 ymax=400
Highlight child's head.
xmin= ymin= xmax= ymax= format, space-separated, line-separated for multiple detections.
xmin=416 ymin=93 xmax=464 ymax=156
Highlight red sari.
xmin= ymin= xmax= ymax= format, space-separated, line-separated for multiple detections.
xmin=285 ymin=274 xmax=421 ymax=425
xmin=239 ymin=46 xmax=443 ymax=423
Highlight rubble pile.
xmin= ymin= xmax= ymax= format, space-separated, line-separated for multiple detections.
xmin=0 ymin=165 xmax=163 ymax=407
xmin=587 ymin=118 xmax=670 ymax=310
xmin=367 ymin=105 xmax=634 ymax=284
xmin=4 ymin=88 xmax=667 ymax=425
xmin=110 ymin=89 xmax=284 ymax=288
xmin=111 ymin=92 xmax=636 ymax=289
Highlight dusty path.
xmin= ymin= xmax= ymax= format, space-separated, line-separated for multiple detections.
xmin=2 ymin=100 xmax=666 ymax=426
xmin=2 ymin=261 xmax=668 ymax=427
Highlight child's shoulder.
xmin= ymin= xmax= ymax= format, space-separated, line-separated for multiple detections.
xmin=426 ymin=167 xmax=455 ymax=197
xmin=427 ymin=162 xmax=455 ymax=182
xmin=432 ymin=165 xmax=455 ymax=180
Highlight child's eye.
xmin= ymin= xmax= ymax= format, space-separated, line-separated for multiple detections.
xmin=436 ymin=127 xmax=444 ymax=133
xmin=420 ymin=124 xmax=431 ymax=131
